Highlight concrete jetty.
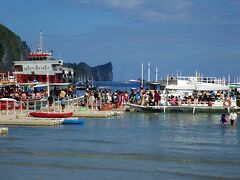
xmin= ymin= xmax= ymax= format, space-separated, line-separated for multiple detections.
xmin=72 ymin=110 xmax=123 ymax=118
xmin=0 ymin=114 xmax=62 ymax=126
xmin=0 ymin=98 xmax=125 ymax=126
xmin=0 ymin=118 xmax=62 ymax=126
xmin=0 ymin=108 xmax=124 ymax=126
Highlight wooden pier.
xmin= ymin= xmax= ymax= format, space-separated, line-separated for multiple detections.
xmin=0 ymin=96 xmax=125 ymax=126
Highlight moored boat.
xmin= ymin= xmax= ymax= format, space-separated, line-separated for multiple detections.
xmin=0 ymin=98 xmax=21 ymax=110
xmin=29 ymin=111 xmax=73 ymax=118
xmin=127 ymin=103 xmax=239 ymax=114
xmin=13 ymin=31 xmax=74 ymax=84
xmin=76 ymin=80 xmax=98 ymax=91
xmin=62 ymin=118 xmax=84 ymax=125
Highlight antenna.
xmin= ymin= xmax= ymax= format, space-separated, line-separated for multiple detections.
xmin=141 ymin=62 xmax=143 ymax=86
xmin=148 ymin=61 xmax=150 ymax=82
xmin=37 ymin=31 xmax=44 ymax=53
xmin=155 ymin=66 xmax=158 ymax=82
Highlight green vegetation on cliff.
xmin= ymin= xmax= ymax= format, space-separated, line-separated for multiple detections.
xmin=0 ymin=23 xmax=29 ymax=72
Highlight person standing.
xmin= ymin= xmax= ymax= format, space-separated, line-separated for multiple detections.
xmin=154 ymin=90 xmax=161 ymax=106
xmin=48 ymin=93 xmax=54 ymax=110
xmin=60 ymin=97 xmax=67 ymax=112
xmin=229 ymin=110 xmax=237 ymax=126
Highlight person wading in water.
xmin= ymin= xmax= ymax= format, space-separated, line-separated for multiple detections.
xmin=229 ymin=110 xmax=237 ymax=126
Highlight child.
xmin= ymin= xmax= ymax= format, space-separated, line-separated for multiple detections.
xmin=61 ymin=98 xmax=67 ymax=112
xmin=220 ymin=114 xmax=227 ymax=126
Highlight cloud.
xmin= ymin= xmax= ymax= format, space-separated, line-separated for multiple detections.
xmin=73 ymin=0 xmax=192 ymax=22
xmin=73 ymin=0 xmax=146 ymax=8
xmin=102 ymin=0 xmax=147 ymax=9
xmin=71 ymin=0 xmax=240 ymax=24
xmin=141 ymin=0 xmax=192 ymax=22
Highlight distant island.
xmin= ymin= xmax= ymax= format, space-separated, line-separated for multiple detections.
xmin=64 ymin=62 xmax=113 ymax=81
xmin=0 ymin=23 xmax=113 ymax=81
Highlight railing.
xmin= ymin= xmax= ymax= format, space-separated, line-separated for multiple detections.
xmin=0 ymin=96 xmax=84 ymax=115
xmin=167 ymin=76 xmax=226 ymax=85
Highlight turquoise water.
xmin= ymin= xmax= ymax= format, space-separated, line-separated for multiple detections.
xmin=0 ymin=113 xmax=239 ymax=180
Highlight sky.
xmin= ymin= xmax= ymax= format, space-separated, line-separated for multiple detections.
xmin=1 ymin=0 xmax=240 ymax=81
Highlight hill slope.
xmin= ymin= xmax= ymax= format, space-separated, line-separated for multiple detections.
xmin=0 ymin=23 xmax=29 ymax=72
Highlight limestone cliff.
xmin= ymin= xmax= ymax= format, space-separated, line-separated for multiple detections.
xmin=64 ymin=62 xmax=113 ymax=81
xmin=0 ymin=23 xmax=30 ymax=72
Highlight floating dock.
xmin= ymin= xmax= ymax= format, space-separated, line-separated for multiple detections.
xmin=0 ymin=127 xmax=8 ymax=134
xmin=0 ymin=107 xmax=124 ymax=126
xmin=72 ymin=110 xmax=123 ymax=118
xmin=0 ymin=114 xmax=63 ymax=126
xmin=0 ymin=118 xmax=62 ymax=126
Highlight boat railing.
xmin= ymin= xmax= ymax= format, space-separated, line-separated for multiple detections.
xmin=167 ymin=76 xmax=226 ymax=85
xmin=0 ymin=96 xmax=85 ymax=115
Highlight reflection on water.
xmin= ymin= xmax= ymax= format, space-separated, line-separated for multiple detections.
xmin=0 ymin=113 xmax=240 ymax=180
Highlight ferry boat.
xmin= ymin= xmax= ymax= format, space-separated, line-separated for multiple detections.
xmin=76 ymin=80 xmax=99 ymax=91
xmin=163 ymin=75 xmax=229 ymax=92
xmin=126 ymin=72 xmax=239 ymax=113
xmin=13 ymin=32 xmax=73 ymax=84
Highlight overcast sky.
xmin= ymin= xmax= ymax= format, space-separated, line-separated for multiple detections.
xmin=1 ymin=0 xmax=240 ymax=81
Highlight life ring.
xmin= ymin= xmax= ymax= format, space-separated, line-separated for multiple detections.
xmin=223 ymin=100 xmax=231 ymax=107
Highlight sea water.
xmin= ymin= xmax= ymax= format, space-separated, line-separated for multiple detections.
xmin=76 ymin=81 xmax=139 ymax=96
xmin=0 ymin=113 xmax=239 ymax=180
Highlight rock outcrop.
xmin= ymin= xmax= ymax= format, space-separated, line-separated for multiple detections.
xmin=0 ymin=23 xmax=30 ymax=72
xmin=64 ymin=62 xmax=113 ymax=81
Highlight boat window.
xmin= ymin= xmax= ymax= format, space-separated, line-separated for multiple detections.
xmin=42 ymin=76 xmax=46 ymax=81
xmin=52 ymin=64 xmax=58 ymax=71
xmin=14 ymin=65 xmax=23 ymax=72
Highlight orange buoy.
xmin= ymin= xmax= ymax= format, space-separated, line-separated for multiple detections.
xmin=223 ymin=99 xmax=231 ymax=107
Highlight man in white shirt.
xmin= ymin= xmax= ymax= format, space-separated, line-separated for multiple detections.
xmin=229 ymin=110 xmax=237 ymax=126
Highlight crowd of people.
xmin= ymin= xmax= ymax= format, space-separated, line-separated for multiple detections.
xmin=81 ymin=87 xmax=239 ymax=109
xmin=0 ymin=83 xmax=237 ymax=109
xmin=83 ymin=90 xmax=128 ymax=110
xmin=0 ymin=83 xmax=238 ymax=126
xmin=0 ymin=84 xmax=76 ymax=101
